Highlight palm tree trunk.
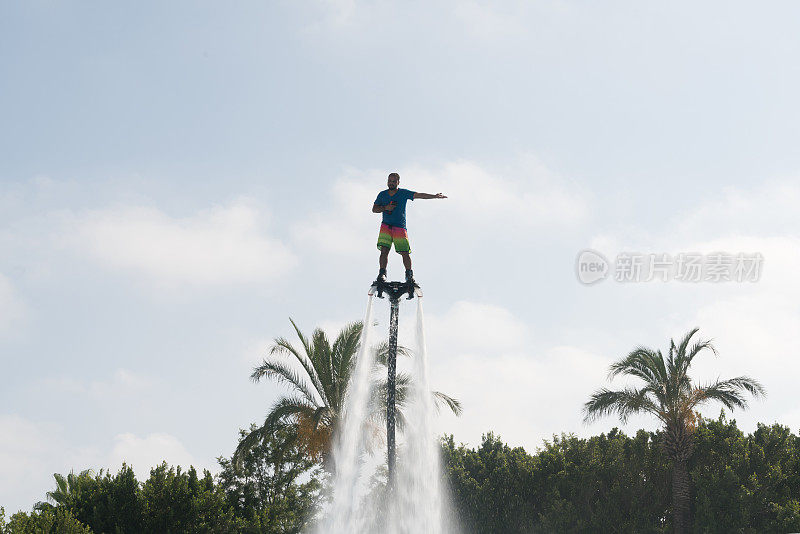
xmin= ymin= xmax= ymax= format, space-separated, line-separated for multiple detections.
xmin=672 ymin=458 xmax=690 ymax=534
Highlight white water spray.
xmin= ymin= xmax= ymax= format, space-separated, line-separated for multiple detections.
xmin=315 ymin=296 xmax=456 ymax=534
xmin=323 ymin=296 xmax=378 ymax=533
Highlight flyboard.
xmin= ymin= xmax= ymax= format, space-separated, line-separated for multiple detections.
xmin=368 ymin=278 xmax=422 ymax=300
xmin=367 ymin=276 xmax=421 ymax=490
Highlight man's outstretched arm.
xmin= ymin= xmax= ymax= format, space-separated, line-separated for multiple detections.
xmin=413 ymin=192 xmax=447 ymax=199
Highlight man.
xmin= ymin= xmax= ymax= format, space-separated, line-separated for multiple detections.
xmin=372 ymin=172 xmax=447 ymax=284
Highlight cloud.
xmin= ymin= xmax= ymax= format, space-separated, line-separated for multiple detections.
xmin=679 ymin=288 xmax=800 ymax=431
xmin=407 ymin=158 xmax=590 ymax=227
xmin=292 ymin=168 xmax=378 ymax=257
xmin=411 ymin=300 xmax=614 ymax=449
xmin=315 ymin=0 xmax=358 ymax=27
xmin=68 ymin=200 xmax=296 ymax=287
xmin=293 ymin=158 xmax=590 ymax=258
xmin=0 ymin=415 xmax=100 ymax=514
xmin=44 ymin=369 xmax=152 ymax=399
xmin=0 ymin=415 xmax=53 ymax=499
xmin=0 ymin=273 xmax=27 ymax=338
xmin=671 ymin=235 xmax=800 ymax=431
xmin=676 ymin=182 xmax=800 ymax=238
xmin=0 ymin=414 xmax=207 ymax=513
xmin=425 ymin=300 xmax=529 ymax=354
xmin=427 ymin=344 xmax=612 ymax=448
xmin=452 ymin=1 xmax=527 ymax=39
xmin=108 ymin=433 xmax=202 ymax=481
xmin=584 ymin=182 xmax=800 ymax=435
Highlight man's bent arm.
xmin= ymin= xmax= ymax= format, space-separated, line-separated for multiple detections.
xmin=413 ymin=192 xmax=447 ymax=199
xmin=373 ymin=203 xmax=386 ymax=213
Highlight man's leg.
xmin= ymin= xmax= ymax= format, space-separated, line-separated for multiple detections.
xmin=399 ymin=251 xmax=412 ymax=271
xmin=379 ymin=246 xmax=390 ymax=270
xmin=377 ymin=224 xmax=392 ymax=281
xmin=400 ymin=252 xmax=414 ymax=283
xmin=394 ymin=226 xmax=414 ymax=283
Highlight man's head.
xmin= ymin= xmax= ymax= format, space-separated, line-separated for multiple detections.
xmin=387 ymin=172 xmax=400 ymax=191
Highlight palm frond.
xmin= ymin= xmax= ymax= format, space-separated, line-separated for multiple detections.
xmin=55 ymin=472 xmax=68 ymax=494
xmin=310 ymin=328 xmax=335 ymax=404
xmin=432 ymin=391 xmax=463 ymax=415
xmin=373 ymin=341 xmax=412 ymax=367
xmin=289 ymin=317 xmax=314 ymax=361
xmin=332 ymin=322 xmax=363 ymax=406
xmin=609 ymin=346 xmax=662 ymax=386
xmin=672 ymin=327 xmax=701 ymax=376
xmin=232 ymin=425 xmax=269 ymax=471
xmin=262 ymin=395 xmax=317 ymax=435
xmin=683 ymin=338 xmax=718 ymax=372
xmin=269 ymin=319 xmax=329 ymax=405
xmin=251 ymin=360 xmax=321 ymax=407
xmin=268 ymin=336 xmax=326 ymax=398
xmin=676 ymin=327 xmax=700 ymax=362
xmin=583 ymin=387 xmax=660 ymax=424
xmin=692 ymin=376 xmax=766 ymax=411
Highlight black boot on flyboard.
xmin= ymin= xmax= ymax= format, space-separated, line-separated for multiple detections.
xmin=369 ymin=270 xmax=421 ymax=300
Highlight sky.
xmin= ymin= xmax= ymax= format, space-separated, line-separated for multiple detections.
xmin=2 ymin=0 xmax=800 ymax=514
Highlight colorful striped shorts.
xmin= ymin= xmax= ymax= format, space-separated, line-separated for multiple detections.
xmin=377 ymin=223 xmax=411 ymax=253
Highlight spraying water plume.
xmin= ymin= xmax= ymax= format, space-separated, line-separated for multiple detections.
xmin=315 ymin=283 xmax=458 ymax=534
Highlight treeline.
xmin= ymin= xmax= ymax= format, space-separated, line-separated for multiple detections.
xmin=4 ymin=416 xmax=800 ymax=533
xmin=0 ymin=428 xmax=320 ymax=534
xmin=442 ymin=415 xmax=800 ymax=533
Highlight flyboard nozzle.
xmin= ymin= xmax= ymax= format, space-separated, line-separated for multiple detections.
xmin=368 ymin=279 xmax=422 ymax=300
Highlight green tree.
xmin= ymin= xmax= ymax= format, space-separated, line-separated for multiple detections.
xmin=218 ymin=426 xmax=321 ymax=533
xmin=33 ymin=470 xmax=94 ymax=511
xmin=691 ymin=413 xmax=800 ymax=532
xmin=141 ymin=463 xmax=238 ymax=533
xmin=31 ymin=463 xmax=238 ymax=533
xmin=236 ymin=319 xmax=461 ymax=471
xmin=583 ymin=328 xmax=765 ymax=533
xmin=1 ymin=507 xmax=92 ymax=534
xmin=442 ymin=430 xmax=672 ymax=534
xmin=36 ymin=465 xmax=141 ymax=533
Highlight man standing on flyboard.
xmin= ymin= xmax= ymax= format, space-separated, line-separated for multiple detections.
xmin=372 ymin=172 xmax=447 ymax=285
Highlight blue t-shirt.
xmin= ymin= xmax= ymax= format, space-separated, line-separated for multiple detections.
xmin=375 ymin=188 xmax=416 ymax=229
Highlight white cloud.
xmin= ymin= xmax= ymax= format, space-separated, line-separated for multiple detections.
xmin=425 ymin=300 xmax=529 ymax=354
xmin=0 ymin=415 xmax=53 ymax=497
xmin=0 ymin=415 xmax=100 ymax=514
xmin=452 ymin=1 xmax=527 ymax=39
xmin=0 ymin=273 xmax=27 ymax=338
xmin=69 ymin=200 xmax=296 ymax=287
xmin=292 ymin=168 xmax=378 ymax=257
xmin=408 ymin=158 xmax=590 ymax=227
xmin=671 ymin=236 xmax=800 ymax=431
xmin=584 ymin=182 xmax=800 ymax=436
xmin=44 ymin=369 xmax=152 ymax=399
xmin=676 ymin=181 xmax=800 ymax=238
xmin=108 ymin=433 xmax=202 ymax=481
xmin=316 ymin=0 xmax=358 ymax=27
xmin=676 ymin=288 xmax=800 ymax=432
xmin=293 ymin=158 xmax=590 ymax=258
xmin=428 ymin=344 xmax=612 ymax=448
xmin=411 ymin=300 xmax=615 ymax=449
xmin=0 ymin=414 xmax=207 ymax=513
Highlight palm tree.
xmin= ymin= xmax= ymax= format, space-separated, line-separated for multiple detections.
xmin=235 ymin=319 xmax=461 ymax=472
xmin=34 ymin=470 xmax=95 ymax=511
xmin=583 ymin=328 xmax=765 ymax=534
